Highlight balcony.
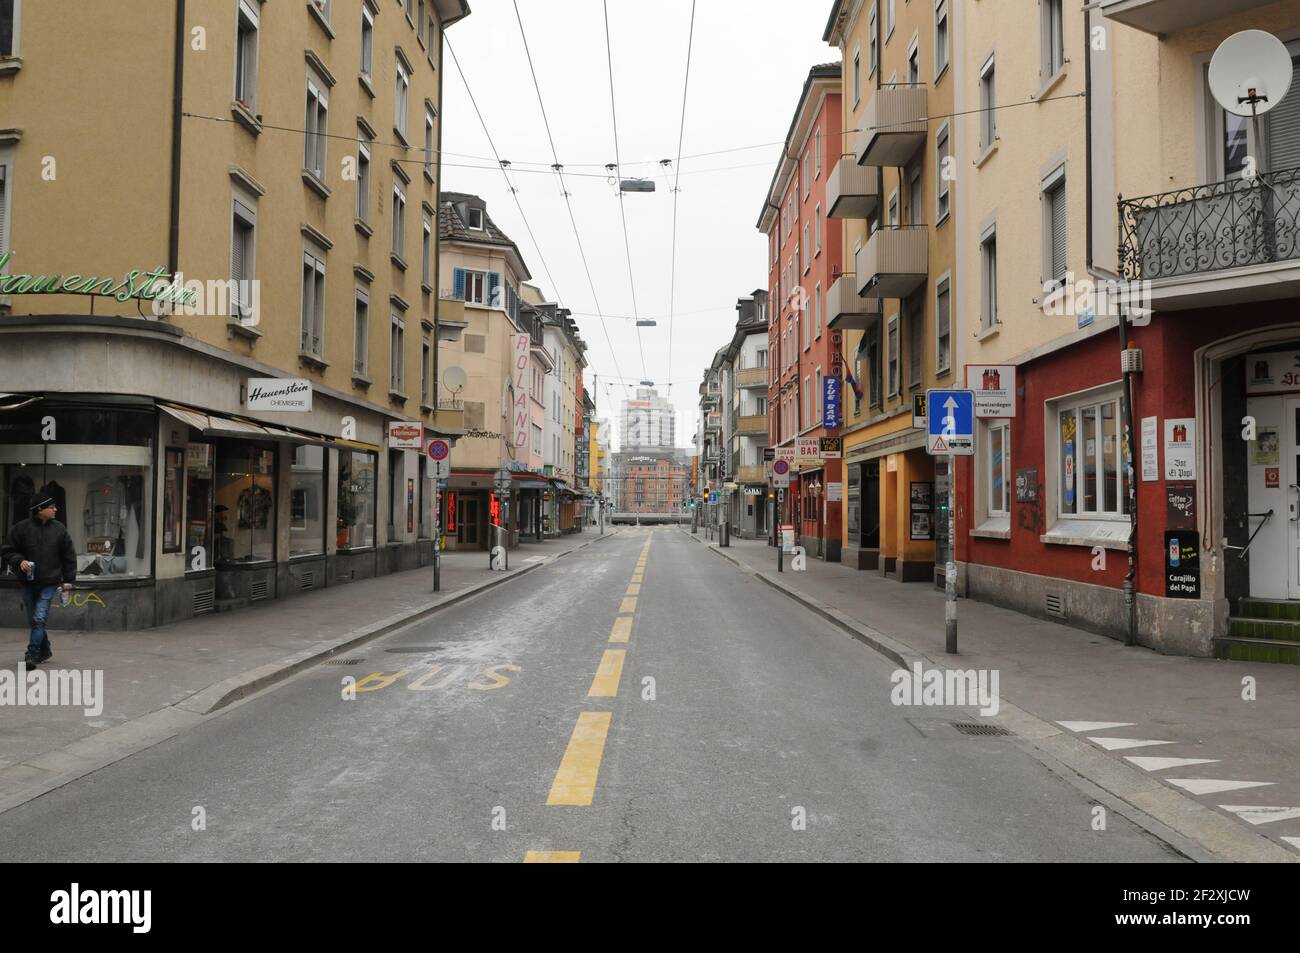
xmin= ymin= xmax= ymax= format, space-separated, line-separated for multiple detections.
xmin=827 ymin=157 xmax=879 ymax=220
xmin=827 ymin=273 xmax=882 ymax=330
xmin=737 ymin=464 xmax=767 ymax=483
xmin=856 ymin=86 xmax=927 ymax=168
xmin=856 ymin=226 xmax=928 ymax=299
xmin=736 ymin=415 xmax=767 ymax=436
xmin=1118 ymin=168 xmax=1300 ymax=308
xmin=735 ymin=366 xmax=767 ymax=389
xmin=1100 ymin=0 xmax=1273 ymax=35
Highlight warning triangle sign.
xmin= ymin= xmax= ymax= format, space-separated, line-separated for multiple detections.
xmin=932 ymin=436 xmax=948 ymax=451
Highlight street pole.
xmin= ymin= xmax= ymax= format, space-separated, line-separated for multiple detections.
xmin=777 ymin=488 xmax=784 ymax=572
xmin=433 ymin=486 xmax=441 ymax=592
xmin=945 ymin=451 xmax=958 ymax=654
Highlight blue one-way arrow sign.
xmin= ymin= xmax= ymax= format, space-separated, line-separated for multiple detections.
xmin=926 ymin=389 xmax=975 ymax=455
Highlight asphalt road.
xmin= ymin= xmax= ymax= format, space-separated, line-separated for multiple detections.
xmin=0 ymin=528 xmax=1182 ymax=862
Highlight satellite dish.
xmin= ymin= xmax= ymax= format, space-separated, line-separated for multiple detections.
xmin=443 ymin=365 xmax=467 ymax=393
xmin=1209 ymin=30 xmax=1292 ymax=118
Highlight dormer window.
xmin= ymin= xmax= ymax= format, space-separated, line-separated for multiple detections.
xmin=467 ymin=207 xmax=484 ymax=230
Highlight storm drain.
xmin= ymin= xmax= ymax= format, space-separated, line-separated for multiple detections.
xmin=951 ymin=721 xmax=1012 ymax=737
xmin=323 ymin=658 xmax=365 ymax=666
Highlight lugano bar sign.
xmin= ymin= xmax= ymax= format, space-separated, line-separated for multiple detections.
xmin=0 ymin=251 xmax=199 ymax=307
xmin=247 ymin=378 xmax=313 ymax=412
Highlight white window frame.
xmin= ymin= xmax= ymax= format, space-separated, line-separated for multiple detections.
xmin=886 ymin=0 xmax=895 ymax=41
xmin=814 ymin=203 xmax=822 ymax=255
xmin=985 ymin=419 xmax=1011 ymax=518
xmin=853 ymin=45 xmax=862 ymax=106
xmin=979 ymin=53 xmax=997 ymax=151
xmin=1042 ymin=163 xmax=1067 ymax=290
xmin=935 ymin=122 xmax=951 ymax=224
xmin=424 ymin=106 xmax=436 ymax=176
xmin=980 ymin=224 xmax=998 ymax=331
xmin=906 ymin=34 xmax=920 ymax=85
xmin=356 ymin=129 xmax=372 ymax=222
xmin=360 ymin=2 xmax=376 ymax=80
xmin=887 ymin=313 xmax=899 ymax=398
xmin=422 ymin=211 xmax=433 ymax=285
xmin=300 ymin=243 xmax=327 ymax=357
xmin=1 ymin=0 xmax=21 ymax=58
xmin=234 ymin=0 xmax=260 ymax=109
xmin=1051 ymin=385 xmax=1127 ymax=522
xmin=934 ymin=0 xmax=949 ymax=81
xmin=467 ymin=207 xmax=484 ymax=230
xmin=390 ymin=307 xmax=406 ymax=393
xmin=802 ymin=224 xmax=810 ymax=274
xmin=1041 ymin=0 xmax=1065 ymax=81
xmin=304 ymin=68 xmax=330 ymax=179
xmin=803 ymin=152 xmax=811 ymax=198
xmin=354 ymin=284 xmax=370 ymax=378
xmin=868 ymin=3 xmax=878 ymax=77
xmin=465 ymin=269 xmax=486 ymax=304
xmin=392 ymin=181 xmax=406 ymax=258
xmin=0 ymin=149 xmax=11 ymax=263
xmin=814 ymin=283 xmax=822 ymax=341
xmin=815 ymin=128 xmax=822 ymax=177
xmin=395 ymin=55 xmax=411 ymax=139
xmin=230 ymin=195 xmax=257 ymax=319
xmin=935 ymin=272 xmax=951 ymax=375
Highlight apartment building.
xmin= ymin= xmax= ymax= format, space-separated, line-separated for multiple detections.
xmin=758 ymin=62 xmax=845 ymax=560
xmin=824 ymin=0 xmax=959 ymax=580
xmin=542 ymin=307 xmax=585 ymax=534
xmin=0 ymin=0 xmax=469 ymax=629
xmin=725 ymin=291 xmax=771 ymax=539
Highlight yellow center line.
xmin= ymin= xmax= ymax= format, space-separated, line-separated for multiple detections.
xmin=619 ymin=596 xmax=637 ymax=614
xmin=524 ymin=850 xmax=581 ymax=863
xmin=625 ymin=583 xmax=641 ymax=596
xmin=609 ymin=616 xmax=632 ymax=643
xmin=587 ymin=649 xmax=626 ymax=697
xmin=546 ymin=711 xmax=613 ymax=806
xmin=630 ymin=574 xmax=643 ymax=584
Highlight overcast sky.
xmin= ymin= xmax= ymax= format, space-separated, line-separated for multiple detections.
xmin=440 ymin=0 xmax=837 ymax=450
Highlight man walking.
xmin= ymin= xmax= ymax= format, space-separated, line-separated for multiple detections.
xmin=1 ymin=493 xmax=76 ymax=666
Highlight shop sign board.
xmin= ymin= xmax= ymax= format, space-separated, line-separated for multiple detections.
xmin=1165 ymin=530 xmax=1200 ymax=599
xmin=1141 ymin=416 xmax=1159 ymax=482
xmin=388 ymin=421 xmax=423 ymax=449
xmin=1164 ymin=419 xmax=1196 ymax=480
xmin=247 ymin=378 xmax=312 ymax=412
xmin=964 ymin=365 xmax=1016 ymax=418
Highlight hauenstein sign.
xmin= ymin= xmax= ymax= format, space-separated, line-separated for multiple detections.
xmin=0 ymin=251 xmax=199 ymax=307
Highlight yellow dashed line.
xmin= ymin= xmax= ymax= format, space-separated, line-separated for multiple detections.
xmin=625 ymin=583 xmax=641 ymax=596
xmin=609 ymin=616 xmax=632 ymax=643
xmin=546 ymin=712 xmax=613 ymax=806
xmin=524 ymin=851 xmax=581 ymax=863
xmin=619 ymin=596 xmax=637 ymax=614
xmin=587 ymin=649 xmax=626 ymax=697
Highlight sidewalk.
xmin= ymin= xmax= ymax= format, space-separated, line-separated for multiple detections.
xmin=688 ymin=530 xmax=1300 ymax=862
xmin=0 ymin=530 xmax=618 ymax=813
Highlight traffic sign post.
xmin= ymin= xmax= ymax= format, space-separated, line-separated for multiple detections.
xmin=426 ymin=439 xmax=452 ymax=593
xmin=926 ymin=389 xmax=975 ymax=655
xmin=777 ymin=488 xmax=785 ymax=572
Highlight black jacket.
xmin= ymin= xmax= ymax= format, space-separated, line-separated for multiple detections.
xmin=1 ymin=517 xmax=78 ymax=586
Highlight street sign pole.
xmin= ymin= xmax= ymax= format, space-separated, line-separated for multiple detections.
xmin=925 ymin=389 xmax=975 ymax=654
xmin=777 ymin=488 xmax=785 ymax=572
xmin=433 ymin=486 xmax=441 ymax=592
xmin=946 ymin=450 xmax=957 ymax=654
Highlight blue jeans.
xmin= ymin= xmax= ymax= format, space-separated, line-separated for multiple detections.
xmin=20 ymin=584 xmax=56 ymax=658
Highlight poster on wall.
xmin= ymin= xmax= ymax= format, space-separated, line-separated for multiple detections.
xmin=909 ymin=482 xmax=934 ymax=540
xmin=1163 ymin=418 xmax=1196 ymax=480
xmin=1015 ymin=468 xmax=1038 ymax=504
xmin=1141 ymin=416 xmax=1159 ymax=482
xmin=1165 ymin=482 xmax=1196 ymax=531
xmin=1165 ymin=530 xmax=1200 ymax=599
xmin=1251 ymin=428 xmax=1280 ymax=466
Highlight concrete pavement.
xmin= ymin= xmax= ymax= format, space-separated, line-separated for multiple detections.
xmin=688 ymin=529 xmax=1300 ymax=862
xmin=0 ymin=530 xmax=618 ymax=814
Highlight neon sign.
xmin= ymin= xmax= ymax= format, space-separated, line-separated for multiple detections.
xmin=0 ymin=251 xmax=199 ymax=306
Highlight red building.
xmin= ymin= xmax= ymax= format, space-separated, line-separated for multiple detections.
xmin=757 ymin=63 xmax=844 ymax=560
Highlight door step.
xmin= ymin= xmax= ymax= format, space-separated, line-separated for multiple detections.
xmin=1214 ymin=635 xmax=1300 ymax=664
xmin=1227 ymin=615 xmax=1300 ymax=641
xmin=1235 ymin=597 xmax=1300 ymax=621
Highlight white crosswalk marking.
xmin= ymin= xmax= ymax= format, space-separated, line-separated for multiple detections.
xmin=1124 ymin=756 xmax=1219 ymax=771
xmin=1164 ymin=779 xmax=1274 ymax=796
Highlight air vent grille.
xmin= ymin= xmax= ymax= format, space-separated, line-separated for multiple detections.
xmin=193 ymin=586 xmax=215 ymax=615
xmin=1045 ymin=590 xmax=1065 ymax=618
xmin=250 ymin=574 xmax=271 ymax=602
xmin=300 ymin=570 xmax=315 ymax=590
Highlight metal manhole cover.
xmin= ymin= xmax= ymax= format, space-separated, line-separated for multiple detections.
xmin=323 ymin=658 xmax=364 ymax=665
xmin=951 ymin=721 xmax=1012 ymax=736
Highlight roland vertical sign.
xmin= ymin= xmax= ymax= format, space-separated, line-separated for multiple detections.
xmin=512 ymin=334 xmax=530 ymax=453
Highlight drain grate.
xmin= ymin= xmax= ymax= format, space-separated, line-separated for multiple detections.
xmin=951 ymin=721 xmax=1012 ymax=736
xmin=323 ymin=658 xmax=365 ymax=666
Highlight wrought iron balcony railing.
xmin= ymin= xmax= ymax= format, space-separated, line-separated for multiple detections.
xmin=1118 ymin=168 xmax=1300 ymax=281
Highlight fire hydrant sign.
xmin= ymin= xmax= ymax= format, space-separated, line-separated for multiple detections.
xmin=1164 ymin=418 xmax=1196 ymax=480
xmin=964 ymin=365 xmax=1016 ymax=418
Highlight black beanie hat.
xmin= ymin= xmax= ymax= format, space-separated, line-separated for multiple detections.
xmin=31 ymin=495 xmax=56 ymax=513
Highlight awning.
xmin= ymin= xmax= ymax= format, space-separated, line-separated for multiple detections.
xmin=0 ymin=393 xmax=41 ymax=411
xmin=516 ymin=479 xmax=549 ymax=490
xmin=161 ymin=403 xmax=336 ymax=443
xmin=336 ymin=437 xmax=384 ymax=453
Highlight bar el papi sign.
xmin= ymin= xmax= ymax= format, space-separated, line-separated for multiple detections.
xmin=246 ymin=378 xmax=313 ymax=411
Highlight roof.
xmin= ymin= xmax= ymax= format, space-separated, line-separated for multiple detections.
xmin=439 ymin=191 xmax=533 ymax=283
xmin=822 ymin=0 xmax=844 ymax=43
xmin=755 ymin=62 xmax=842 ymax=231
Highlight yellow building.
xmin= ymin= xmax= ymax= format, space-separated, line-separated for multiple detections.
xmin=0 ymin=0 xmax=469 ymax=629
xmin=825 ymin=0 xmax=959 ymax=581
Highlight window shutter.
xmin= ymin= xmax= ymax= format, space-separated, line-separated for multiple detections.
xmin=1268 ymin=60 xmax=1300 ymax=172
xmin=488 ymin=271 xmax=500 ymax=307
xmin=0 ymin=167 xmax=7 ymax=255
xmin=453 ymin=267 xmax=465 ymax=300
xmin=231 ymin=225 xmax=246 ymax=310
xmin=1050 ymin=184 xmax=1067 ymax=281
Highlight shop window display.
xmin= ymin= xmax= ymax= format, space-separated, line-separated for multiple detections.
xmin=290 ymin=445 xmax=326 ymax=557
xmin=186 ymin=443 xmax=214 ymax=571
xmin=214 ymin=444 xmax=275 ymax=564
xmin=337 ymin=450 xmax=376 ymax=549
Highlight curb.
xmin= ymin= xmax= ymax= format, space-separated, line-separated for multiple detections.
xmin=683 ymin=529 xmax=1297 ymax=864
xmin=0 ymin=530 xmax=619 ymax=817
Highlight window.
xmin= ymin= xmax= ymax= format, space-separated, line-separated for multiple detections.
xmin=230 ymin=198 xmax=256 ymax=320
xmin=392 ymin=181 xmax=406 ymax=258
xmin=934 ymin=126 xmax=953 ymax=224
xmin=532 ymin=424 xmax=543 ymax=454
xmin=887 ymin=315 xmax=899 ymax=397
xmin=0 ymin=157 xmax=9 ymax=260
xmin=0 ymin=0 xmax=18 ymax=58
xmin=417 ymin=0 xmax=425 ymax=43
xmin=360 ymin=2 xmax=375 ymax=79
xmin=935 ymin=0 xmax=949 ymax=79
xmin=803 ymin=153 xmax=811 ymax=198
xmin=979 ymin=55 xmax=996 ymax=150
xmin=814 ymin=204 xmax=822 ymax=254
xmin=853 ymin=46 xmax=862 ymax=105
xmin=354 ymin=286 xmax=369 ymax=377
xmin=815 ymin=368 xmax=823 ymax=424
xmin=290 ymin=445 xmax=326 ymax=557
xmin=987 ymin=421 xmax=1010 ymax=517
xmin=424 ymin=106 xmax=436 ymax=176
xmin=314 ymin=0 xmax=332 ymax=21
xmin=356 ymin=129 xmax=372 ymax=221
xmin=468 ymin=207 xmax=484 ymax=229
xmin=802 ymin=225 xmax=810 ymax=272
xmin=1042 ymin=0 xmax=1064 ymax=80
xmin=390 ymin=309 xmax=406 ymax=392
xmin=215 ymin=444 xmax=275 ymax=564
xmin=235 ymin=1 xmax=259 ymax=108
xmin=867 ymin=319 xmax=882 ymax=408
xmin=304 ymin=70 xmax=329 ymax=179
xmin=395 ymin=56 xmax=410 ymax=138
xmin=935 ymin=275 xmax=951 ymax=374
xmin=422 ymin=211 xmax=432 ymax=285
xmin=1043 ymin=169 xmax=1067 ymax=289
xmin=421 ymin=330 xmax=431 ymax=405
xmin=300 ymin=244 xmax=326 ymax=356
xmin=981 ymin=227 xmax=998 ymax=331
xmin=908 ymin=164 xmax=922 ymax=224
xmin=907 ymin=42 xmax=919 ymax=86
xmin=888 ymin=191 xmax=899 ymax=227
xmin=907 ymin=297 xmax=922 ymax=388
xmin=868 ymin=3 xmax=878 ymax=76
xmin=337 ymin=450 xmax=377 ymax=549
xmin=1056 ymin=392 xmax=1128 ymax=518
xmin=456 ymin=268 xmax=485 ymax=304
xmin=814 ymin=283 xmax=822 ymax=340
xmin=803 ymin=377 xmax=811 ymax=429
xmin=815 ymin=128 xmax=822 ymax=176
xmin=886 ymin=0 xmax=895 ymax=39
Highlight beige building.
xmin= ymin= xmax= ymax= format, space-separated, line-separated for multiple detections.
xmin=0 ymin=0 xmax=469 ymax=629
